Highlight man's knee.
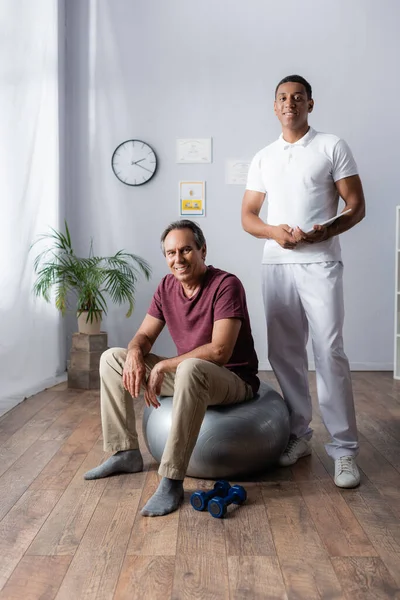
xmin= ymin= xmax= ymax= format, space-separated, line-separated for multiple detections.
xmin=99 ymin=347 xmax=126 ymax=377
xmin=314 ymin=343 xmax=349 ymax=370
xmin=175 ymin=358 xmax=208 ymax=382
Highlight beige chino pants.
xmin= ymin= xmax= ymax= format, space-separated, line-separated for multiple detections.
xmin=100 ymin=348 xmax=253 ymax=479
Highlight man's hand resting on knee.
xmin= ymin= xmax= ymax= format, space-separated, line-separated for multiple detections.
xmin=123 ymin=349 xmax=147 ymax=398
xmin=144 ymin=362 xmax=164 ymax=408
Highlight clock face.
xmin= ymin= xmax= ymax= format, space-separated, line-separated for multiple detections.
xmin=111 ymin=139 xmax=157 ymax=186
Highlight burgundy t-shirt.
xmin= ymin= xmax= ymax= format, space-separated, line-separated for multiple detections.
xmin=147 ymin=266 xmax=259 ymax=395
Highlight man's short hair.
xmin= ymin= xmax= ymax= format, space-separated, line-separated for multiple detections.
xmin=160 ymin=220 xmax=206 ymax=255
xmin=275 ymin=75 xmax=312 ymax=100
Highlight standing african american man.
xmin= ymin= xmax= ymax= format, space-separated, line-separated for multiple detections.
xmin=242 ymin=75 xmax=365 ymax=488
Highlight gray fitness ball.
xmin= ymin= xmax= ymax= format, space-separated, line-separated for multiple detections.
xmin=142 ymin=380 xmax=290 ymax=479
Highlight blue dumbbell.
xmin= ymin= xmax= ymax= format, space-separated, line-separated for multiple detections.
xmin=190 ymin=480 xmax=231 ymax=511
xmin=207 ymin=484 xmax=247 ymax=518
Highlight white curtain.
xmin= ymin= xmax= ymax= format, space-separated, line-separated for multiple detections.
xmin=0 ymin=0 xmax=66 ymax=416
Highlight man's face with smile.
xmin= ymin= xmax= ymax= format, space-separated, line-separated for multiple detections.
xmin=274 ymin=81 xmax=314 ymax=131
xmin=164 ymin=228 xmax=206 ymax=286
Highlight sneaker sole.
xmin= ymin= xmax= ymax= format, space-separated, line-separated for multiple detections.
xmin=334 ymin=477 xmax=360 ymax=489
xmin=278 ymin=448 xmax=312 ymax=467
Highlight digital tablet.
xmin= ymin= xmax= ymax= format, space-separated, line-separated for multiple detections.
xmin=306 ymin=208 xmax=352 ymax=234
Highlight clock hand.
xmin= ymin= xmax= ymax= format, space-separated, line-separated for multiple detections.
xmin=131 ymin=158 xmax=146 ymax=165
xmin=135 ymin=163 xmax=153 ymax=173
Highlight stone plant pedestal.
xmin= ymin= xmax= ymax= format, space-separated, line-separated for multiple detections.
xmin=68 ymin=332 xmax=108 ymax=389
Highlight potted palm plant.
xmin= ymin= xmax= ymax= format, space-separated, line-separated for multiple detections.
xmin=31 ymin=221 xmax=151 ymax=334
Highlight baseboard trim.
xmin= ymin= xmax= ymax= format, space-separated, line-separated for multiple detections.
xmin=258 ymin=361 xmax=393 ymax=372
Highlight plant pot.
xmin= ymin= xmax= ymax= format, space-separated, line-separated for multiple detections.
xmin=77 ymin=311 xmax=102 ymax=335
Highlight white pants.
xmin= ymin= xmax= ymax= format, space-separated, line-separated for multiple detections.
xmin=262 ymin=262 xmax=358 ymax=459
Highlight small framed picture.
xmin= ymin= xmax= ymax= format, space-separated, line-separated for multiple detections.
xmin=176 ymin=139 xmax=212 ymax=163
xmin=179 ymin=181 xmax=206 ymax=217
xmin=225 ymin=159 xmax=251 ymax=185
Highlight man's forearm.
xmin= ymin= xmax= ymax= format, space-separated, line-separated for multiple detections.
xmin=156 ymin=343 xmax=228 ymax=374
xmin=127 ymin=332 xmax=152 ymax=357
xmin=242 ymin=213 xmax=275 ymax=239
xmin=327 ymin=205 xmax=365 ymax=238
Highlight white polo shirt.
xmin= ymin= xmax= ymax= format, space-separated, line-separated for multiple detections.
xmin=246 ymin=127 xmax=358 ymax=264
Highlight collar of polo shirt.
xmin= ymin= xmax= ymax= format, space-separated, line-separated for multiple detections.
xmin=280 ymin=126 xmax=317 ymax=150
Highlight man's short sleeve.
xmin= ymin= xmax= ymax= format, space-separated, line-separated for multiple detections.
xmin=246 ymin=152 xmax=266 ymax=193
xmin=213 ymin=276 xmax=246 ymax=322
xmin=147 ymin=283 xmax=165 ymax=322
xmin=332 ymin=139 xmax=358 ymax=182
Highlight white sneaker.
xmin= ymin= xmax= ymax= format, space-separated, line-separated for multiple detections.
xmin=278 ymin=437 xmax=312 ymax=467
xmin=334 ymin=456 xmax=360 ymax=488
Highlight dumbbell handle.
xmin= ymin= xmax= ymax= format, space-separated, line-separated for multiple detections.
xmin=194 ymin=488 xmax=220 ymax=503
xmin=222 ymin=485 xmax=246 ymax=505
xmin=227 ymin=491 xmax=241 ymax=503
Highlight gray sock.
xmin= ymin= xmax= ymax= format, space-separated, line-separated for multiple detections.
xmin=141 ymin=477 xmax=184 ymax=517
xmin=83 ymin=449 xmax=143 ymax=480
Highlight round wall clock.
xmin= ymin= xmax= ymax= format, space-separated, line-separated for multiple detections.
xmin=111 ymin=139 xmax=157 ymax=186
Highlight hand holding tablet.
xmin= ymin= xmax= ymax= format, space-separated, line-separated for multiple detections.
xmin=306 ymin=208 xmax=352 ymax=234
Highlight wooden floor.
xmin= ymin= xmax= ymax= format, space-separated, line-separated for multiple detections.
xmin=0 ymin=372 xmax=399 ymax=599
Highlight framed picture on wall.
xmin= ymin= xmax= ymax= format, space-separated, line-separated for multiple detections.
xmin=179 ymin=181 xmax=206 ymax=217
xmin=225 ymin=159 xmax=251 ymax=185
xmin=176 ymin=139 xmax=212 ymax=163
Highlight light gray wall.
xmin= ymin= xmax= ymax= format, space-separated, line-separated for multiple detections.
xmin=65 ymin=0 xmax=399 ymax=369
